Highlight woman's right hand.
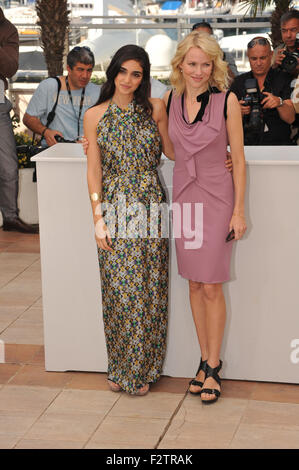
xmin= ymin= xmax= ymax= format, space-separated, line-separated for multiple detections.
xmin=94 ymin=217 xmax=113 ymax=252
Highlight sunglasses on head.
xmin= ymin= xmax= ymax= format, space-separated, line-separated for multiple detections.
xmin=247 ymin=37 xmax=271 ymax=49
xmin=72 ymin=46 xmax=92 ymax=53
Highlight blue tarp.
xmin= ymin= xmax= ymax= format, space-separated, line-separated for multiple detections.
xmin=161 ymin=1 xmax=182 ymax=11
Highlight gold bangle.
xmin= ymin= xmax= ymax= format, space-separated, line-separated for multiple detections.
xmin=233 ymin=213 xmax=245 ymax=218
xmin=90 ymin=192 xmax=102 ymax=202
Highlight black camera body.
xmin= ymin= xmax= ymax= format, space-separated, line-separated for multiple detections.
xmin=281 ymin=34 xmax=299 ymax=74
xmin=54 ymin=134 xmax=76 ymax=143
xmin=242 ymin=78 xmax=266 ymax=142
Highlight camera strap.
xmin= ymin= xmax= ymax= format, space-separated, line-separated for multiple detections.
xmin=65 ymin=75 xmax=86 ymax=141
xmin=45 ymin=77 xmax=62 ymax=127
xmin=32 ymin=76 xmax=62 ymax=145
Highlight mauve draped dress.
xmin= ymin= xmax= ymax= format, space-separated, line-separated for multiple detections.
xmin=168 ymin=90 xmax=234 ymax=283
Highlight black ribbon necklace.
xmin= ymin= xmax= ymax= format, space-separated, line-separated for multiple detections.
xmin=182 ymin=89 xmax=210 ymax=124
xmin=65 ymin=76 xmax=86 ymax=140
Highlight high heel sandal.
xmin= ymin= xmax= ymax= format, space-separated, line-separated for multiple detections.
xmin=200 ymin=360 xmax=223 ymax=405
xmin=189 ymin=358 xmax=208 ymax=395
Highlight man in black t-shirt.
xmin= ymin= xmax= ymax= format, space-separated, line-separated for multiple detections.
xmin=230 ymin=37 xmax=295 ymax=145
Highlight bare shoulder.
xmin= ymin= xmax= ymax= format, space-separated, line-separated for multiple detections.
xmin=226 ymin=91 xmax=241 ymax=117
xmin=163 ymin=89 xmax=171 ymax=106
xmin=227 ymin=91 xmax=239 ymax=106
xmin=164 ymin=89 xmax=171 ymax=100
xmin=84 ymin=101 xmax=110 ymax=125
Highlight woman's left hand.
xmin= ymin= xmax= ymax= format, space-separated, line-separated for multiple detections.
xmin=225 ymin=151 xmax=233 ymax=172
xmin=229 ymin=214 xmax=247 ymax=240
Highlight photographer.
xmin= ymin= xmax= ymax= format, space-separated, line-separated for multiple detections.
xmin=272 ymin=10 xmax=299 ymax=77
xmin=23 ymin=47 xmax=100 ymax=146
xmin=230 ymin=37 xmax=295 ymax=145
xmin=0 ymin=7 xmax=38 ymax=233
xmin=272 ymin=10 xmax=299 ymax=144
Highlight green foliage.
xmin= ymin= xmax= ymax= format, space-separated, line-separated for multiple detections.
xmin=240 ymin=0 xmax=292 ymax=46
xmin=16 ymin=132 xmax=35 ymax=169
xmin=90 ymin=76 xmax=106 ymax=85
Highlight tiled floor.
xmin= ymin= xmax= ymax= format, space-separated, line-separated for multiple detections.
xmin=0 ymin=228 xmax=299 ymax=449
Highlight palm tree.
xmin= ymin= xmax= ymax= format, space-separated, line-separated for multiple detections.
xmin=241 ymin=0 xmax=292 ymax=47
xmin=36 ymin=0 xmax=70 ymax=77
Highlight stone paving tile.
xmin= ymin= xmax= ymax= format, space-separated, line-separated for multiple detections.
xmin=173 ymin=395 xmax=248 ymax=426
xmin=158 ymin=396 xmax=247 ymax=449
xmin=12 ymin=307 xmax=43 ymax=325
xmin=241 ymin=399 xmax=299 ymax=428
xmin=0 ymin=282 xmax=41 ymax=309
xmin=158 ymin=420 xmax=238 ymax=449
xmin=15 ymin=439 xmax=84 ymax=449
xmin=230 ymin=423 xmax=299 ymax=449
xmin=0 ymin=436 xmax=20 ymax=449
xmin=9 ymin=364 xmax=73 ymax=388
xmin=109 ymin=392 xmax=184 ymax=420
xmin=86 ymin=416 xmax=168 ymax=449
xmin=25 ymin=410 xmax=106 ymax=443
xmin=0 ymin=307 xmax=26 ymax=332
xmin=30 ymin=296 xmax=43 ymax=309
xmin=0 ymin=231 xmax=39 ymax=243
xmin=0 ymin=410 xmax=41 ymax=438
xmin=251 ymin=382 xmax=299 ymax=404
xmin=150 ymin=376 xmax=190 ymax=394
xmin=47 ymin=389 xmax=120 ymax=415
xmin=65 ymin=371 xmax=109 ymax=391
xmin=4 ymin=243 xmax=40 ymax=254
xmin=0 ymin=385 xmax=60 ymax=413
xmin=0 ymin=364 xmax=22 ymax=385
xmin=221 ymin=379 xmax=257 ymax=400
xmin=0 ymin=324 xmax=44 ymax=345
xmin=4 ymin=344 xmax=42 ymax=364
xmin=30 ymin=346 xmax=45 ymax=366
xmin=0 ymin=242 xmax=11 ymax=253
xmin=0 ymin=252 xmax=40 ymax=269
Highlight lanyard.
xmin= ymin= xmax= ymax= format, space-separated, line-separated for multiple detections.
xmin=65 ymin=76 xmax=86 ymax=140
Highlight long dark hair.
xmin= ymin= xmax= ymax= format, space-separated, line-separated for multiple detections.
xmin=95 ymin=44 xmax=153 ymax=114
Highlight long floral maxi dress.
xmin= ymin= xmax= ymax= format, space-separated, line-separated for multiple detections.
xmin=96 ymin=101 xmax=169 ymax=394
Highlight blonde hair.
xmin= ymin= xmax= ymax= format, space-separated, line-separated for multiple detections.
xmin=170 ymin=31 xmax=229 ymax=95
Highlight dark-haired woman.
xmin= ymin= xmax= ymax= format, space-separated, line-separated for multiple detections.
xmin=84 ymin=45 xmax=174 ymax=396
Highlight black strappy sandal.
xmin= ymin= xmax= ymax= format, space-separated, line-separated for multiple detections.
xmin=200 ymin=360 xmax=223 ymax=405
xmin=189 ymin=358 xmax=208 ymax=395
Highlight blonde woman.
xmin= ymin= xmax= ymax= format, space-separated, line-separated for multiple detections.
xmin=164 ymin=32 xmax=247 ymax=404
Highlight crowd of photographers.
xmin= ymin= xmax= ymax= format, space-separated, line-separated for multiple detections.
xmin=23 ymin=10 xmax=299 ymax=151
xmin=0 ymin=6 xmax=299 ymax=233
xmin=231 ymin=10 xmax=299 ymax=146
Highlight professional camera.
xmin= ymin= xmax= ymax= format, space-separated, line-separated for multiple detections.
xmin=54 ymin=134 xmax=77 ymax=143
xmin=281 ymin=33 xmax=299 ymax=74
xmin=242 ymin=78 xmax=265 ymax=143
